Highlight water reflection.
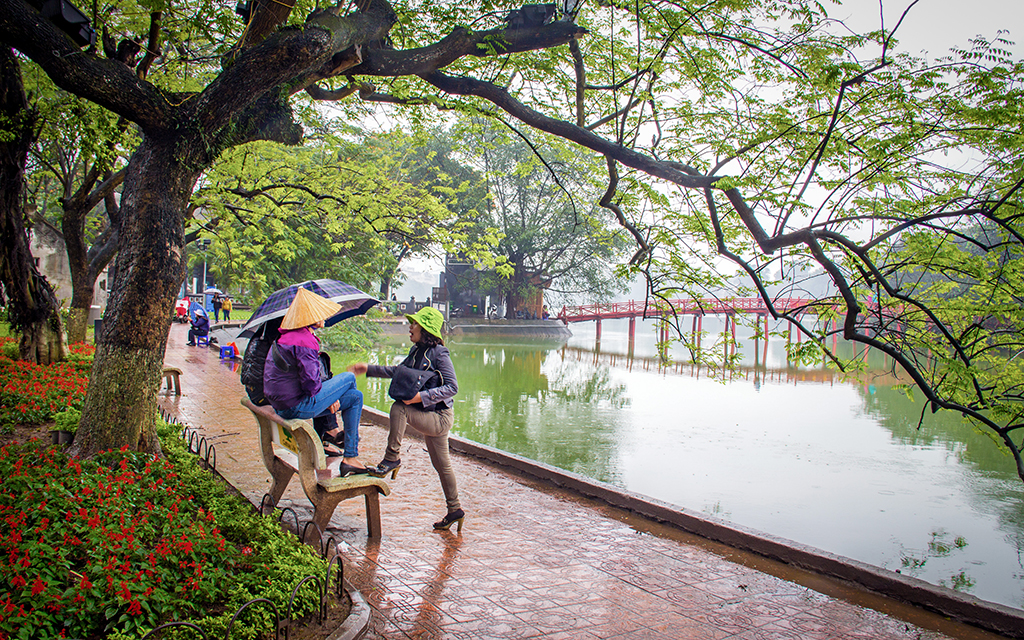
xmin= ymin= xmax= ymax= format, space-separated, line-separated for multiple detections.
xmin=340 ymin=331 xmax=1024 ymax=609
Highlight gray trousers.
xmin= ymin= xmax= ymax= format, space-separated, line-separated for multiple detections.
xmin=386 ymin=402 xmax=461 ymax=512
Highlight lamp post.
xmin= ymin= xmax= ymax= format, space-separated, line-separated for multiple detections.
xmin=196 ymin=239 xmax=211 ymax=306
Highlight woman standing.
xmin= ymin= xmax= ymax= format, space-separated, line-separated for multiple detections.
xmin=264 ymin=288 xmax=368 ymax=476
xmin=348 ymin=307 xmax=464 ymax=531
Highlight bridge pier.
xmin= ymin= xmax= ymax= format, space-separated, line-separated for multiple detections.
xmin=596 ymin=318 xmax=602 ymax=343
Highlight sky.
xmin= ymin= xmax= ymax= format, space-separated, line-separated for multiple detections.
xmin=834 ymin=0 xmax=1024 ymax=57
xmin=393 ymin=0 xmax=1023 ymax=302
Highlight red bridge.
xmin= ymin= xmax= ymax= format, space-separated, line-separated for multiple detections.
xmin=558 ymin=297 xmax=842 ymax=344
xmin=557 ymin=297 xmax=822 ymax=323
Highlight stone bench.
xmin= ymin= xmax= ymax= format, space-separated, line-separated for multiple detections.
xmin=241 ymin=398 xmax=390 ymax=536
xmin=161 ymin=367 xmax=182 ymax=395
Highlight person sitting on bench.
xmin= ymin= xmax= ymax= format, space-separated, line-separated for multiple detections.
xmin=263 ymin=288 xmax=369 ymax=477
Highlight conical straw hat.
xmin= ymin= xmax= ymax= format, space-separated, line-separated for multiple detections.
xmin=281 ymin=287 xmax=342 ymax=330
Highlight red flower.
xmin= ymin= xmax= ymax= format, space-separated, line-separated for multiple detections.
xmin=30 ymin=577 xmax=46 ymax=597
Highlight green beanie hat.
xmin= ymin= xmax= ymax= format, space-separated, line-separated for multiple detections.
xmin=406 ymin=306 xmax=444 ymax=339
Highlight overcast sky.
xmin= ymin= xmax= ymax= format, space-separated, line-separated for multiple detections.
xmin=834 ymin=0 xmax=1023 ymax=57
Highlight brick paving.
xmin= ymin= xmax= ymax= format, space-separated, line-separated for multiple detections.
xmin=157 ymin=323 xmax=1002 ymax=639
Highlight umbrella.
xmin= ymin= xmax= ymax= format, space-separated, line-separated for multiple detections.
xmin=238 ymin=279 xmax=379 ymax=339
xmin=204 ymin=287 xmax=223 ymax=294
xmin=188 ymin=301 xmax=207 ymax=322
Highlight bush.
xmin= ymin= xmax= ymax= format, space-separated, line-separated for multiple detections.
xmin=51 ymin=408 xmax=81 ymax=433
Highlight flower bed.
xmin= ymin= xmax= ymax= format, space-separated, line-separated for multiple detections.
xmin=0 ymin=424 xmax=334 ymax=639
xmin=0 ymin=347 xmax=337 ymax=640
xmin=0 ymin=338 xmax=92 ymax=429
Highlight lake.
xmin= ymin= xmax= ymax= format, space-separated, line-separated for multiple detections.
xmin=337 ymin=315 xmax=1024 ymax=610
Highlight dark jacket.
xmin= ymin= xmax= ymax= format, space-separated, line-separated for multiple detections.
xmin=263 ymin=328 xmax=321 ymax=411
xmin=366 ymin=344 xmax=458 ymax=410
xmin=190 ymin=314 xmax=209 ymax=335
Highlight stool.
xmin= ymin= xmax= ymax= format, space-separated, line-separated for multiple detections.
xmin=161 ymin=367 xmax=182 ymax=395
xmin=196 ymin=335 xmax=209 ymax=347
xmin=219 ymin=345 xmax=235 ymax=359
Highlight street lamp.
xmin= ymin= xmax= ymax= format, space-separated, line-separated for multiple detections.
xmin=196 ymin=239 xmax=211 ymax=298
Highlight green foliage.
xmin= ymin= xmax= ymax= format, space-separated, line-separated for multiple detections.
xmin=459 ymin=120 xmax=630 ymax=311
xmin=51 ymin=407 xmax=80 ymax=432
xmin=318 ymin=316 xmax=382 ymax=353
xmin=191 ymin=123 xmax=487 ymax=302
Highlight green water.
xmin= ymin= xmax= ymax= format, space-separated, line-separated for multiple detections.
xmin=329 ymin=318 xmax=1024 ymax=610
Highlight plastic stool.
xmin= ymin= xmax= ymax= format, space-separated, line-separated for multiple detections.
xmin=219 ymin=345 xmax=235 ymax=359
xmin=196 ymin=335 xmax=209 ymax=347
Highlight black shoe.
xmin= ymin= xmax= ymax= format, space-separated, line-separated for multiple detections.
xmin=339 ymin=463 xmax=370 ymax=477
xmin=368 ymin=458 xmax=401 ymax=479
xmin=186 ymin=342 xmax=195 ymax=346
xmin=433 ymin=509 xmax=465 ymax=532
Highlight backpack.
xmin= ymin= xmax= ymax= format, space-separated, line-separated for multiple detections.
xmin=239 ymin=324 xmax=279 ymax=403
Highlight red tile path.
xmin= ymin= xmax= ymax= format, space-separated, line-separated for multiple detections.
xmin=157 ymin=323 xmax=1004 ymax=639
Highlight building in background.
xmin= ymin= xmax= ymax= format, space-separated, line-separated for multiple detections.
xmin=29 ymin=226 xmax=109 ymax=322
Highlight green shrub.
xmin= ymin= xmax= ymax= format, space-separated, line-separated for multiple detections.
xmin=51 ymin=407 xmax=81 ymax=433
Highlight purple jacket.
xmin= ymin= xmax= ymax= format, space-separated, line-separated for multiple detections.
xmin=263 ymin=328 xmax=321 ymax=411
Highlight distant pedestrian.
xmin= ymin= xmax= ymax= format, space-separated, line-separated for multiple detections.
xmin=212 ymin=293 xmax=223 ymax=322
xmin=222 ymin=296 xmax=232 ymax=321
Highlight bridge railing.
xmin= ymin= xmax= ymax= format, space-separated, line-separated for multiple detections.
xmin=558 ymin=297 xmax=837 ymax=322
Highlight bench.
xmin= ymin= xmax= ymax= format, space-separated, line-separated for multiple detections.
xmin=161 ymin=367 xmax=182 ymax=395
xmin=241 ymin=398 xmax=390 ymax=536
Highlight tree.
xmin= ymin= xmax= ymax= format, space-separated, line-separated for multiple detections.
xmin=0 ymin=47 xmax=65 ymax=364
xmin=191 ymin=126 xmax=474 ymax=302
xmin=469 ymin=122 xmax=628 ymax=316
xmin=3 ymin=0 xmax=1024 ymax=485
xmin=26 ymin=88 xmax=128 ymax=343
xmin=1 ymin=0 xmax=580 ymax=457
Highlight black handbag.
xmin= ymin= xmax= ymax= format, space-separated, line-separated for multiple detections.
xmin=388 ymin=365 xmax=440 ymax=401
xmin=318 ymin=352 xmax=332 ymax=382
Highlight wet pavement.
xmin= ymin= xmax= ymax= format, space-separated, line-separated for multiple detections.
xmin=157 ymin=323 xmax=1005 ymax=639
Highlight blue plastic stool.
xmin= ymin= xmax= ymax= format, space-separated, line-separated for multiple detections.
xmin=196 ymin=335 xmax=209 ymax=348
xmin=219 ymin=345 xmax=235 ymax=359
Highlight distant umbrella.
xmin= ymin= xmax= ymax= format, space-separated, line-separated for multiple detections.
xmin=188 ymin=301 xmax=207 ymax=322
xmin=238 ymin=279 xmax=379 ymax=339
xmin=204 ymin=287 xmax=223 ymax=294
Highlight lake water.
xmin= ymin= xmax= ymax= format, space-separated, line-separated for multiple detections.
xmin=338 ymin=316 xmax=1024 ymax=610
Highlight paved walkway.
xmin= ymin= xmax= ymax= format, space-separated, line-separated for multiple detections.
xmin=157 ymin=323 xmax=1000 ymax=639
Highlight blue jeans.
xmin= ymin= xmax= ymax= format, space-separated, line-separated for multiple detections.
xmin=278 ymin=373 xmax=362 ymax=458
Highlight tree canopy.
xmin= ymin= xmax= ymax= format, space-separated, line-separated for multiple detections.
xmin=2 ymin=0 xmax=1023 ymax=483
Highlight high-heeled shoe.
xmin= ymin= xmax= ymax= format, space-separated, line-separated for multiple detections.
xmin=339 ymin=463 xmax=370 ymax=477
xmin=368 ymin=458 xmax=401 ymax=479
xmin=433 ymin=509 xmax=465 ymax=532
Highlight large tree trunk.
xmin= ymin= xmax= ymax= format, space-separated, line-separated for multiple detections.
xmin=69 ymin=135 xmax=196 ymax=458
xmin=0 ymin=46 xmax=65 ymax=364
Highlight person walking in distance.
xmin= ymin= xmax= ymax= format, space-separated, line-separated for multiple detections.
xmin=348 ymin=307 xmax=464 ymax=531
